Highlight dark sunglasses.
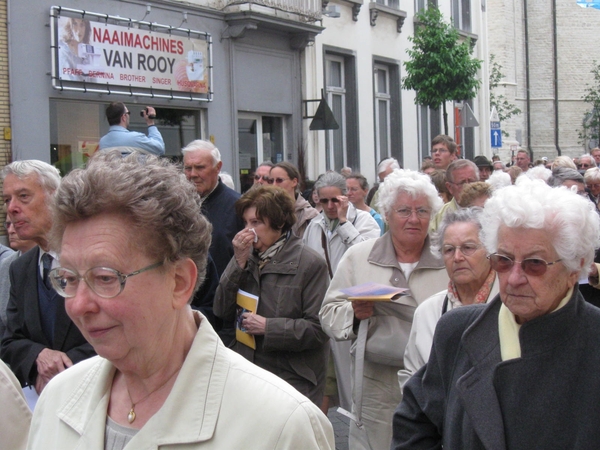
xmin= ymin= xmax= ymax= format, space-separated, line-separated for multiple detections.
xmin=488 ymin=253 xmax=562 ymax=277
xmin=319 ymin=197 xmax=340 ymax=204
xmin=254 ymin=175 xmax=273 ymax=183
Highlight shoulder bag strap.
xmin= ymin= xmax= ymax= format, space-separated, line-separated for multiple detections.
xmin=320 ymin=229 xmax=334 ymax=279
xmin=441 ymin=294 xmax=449 ymax=315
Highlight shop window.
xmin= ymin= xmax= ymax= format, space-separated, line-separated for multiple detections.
xmin=49 ymin=99 xmax=203 ymax=175
xmin=238 ymin=114 xmax=285 ymax=193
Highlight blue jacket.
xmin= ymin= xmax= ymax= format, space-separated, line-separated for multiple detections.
xmin=98 ymin=125 xmax=165 ymax=156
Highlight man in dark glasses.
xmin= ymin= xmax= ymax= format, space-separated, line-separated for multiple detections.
xmin=252 ymin=161 xmax=274 ymax=186
xmin=394 ymin=178 xmax=600 ymax=449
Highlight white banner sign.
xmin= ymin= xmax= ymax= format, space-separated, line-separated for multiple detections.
xmin=55 ymin=16 xmax=210 ymax=95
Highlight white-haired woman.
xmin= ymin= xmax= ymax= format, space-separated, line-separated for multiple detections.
xmin=393 ymin=178 xmax=600 ymax=449
xmin=398 ymin=207 xmax=498 ymax=389
xmin=320 ymin=169 xmax=449 ymax=450
xmin=584 ymin=167 xmax=600 ymax=210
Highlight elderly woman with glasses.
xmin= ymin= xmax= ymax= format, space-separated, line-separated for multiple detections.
xmin=319 ymin=169 xmax=449 ymax=450
xmin=28 ymin=152 xmax=334 ymax=449
xmin=269 ymin=162 xmax=318 ymax=238
xmin=392 ymin=178 xmax=600 ymax=449
xmin=398 ymin=207 xmax=498 ymax=389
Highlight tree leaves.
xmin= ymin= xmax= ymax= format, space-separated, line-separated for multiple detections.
xmin=402 ymin=6 xmax=482 ymax=133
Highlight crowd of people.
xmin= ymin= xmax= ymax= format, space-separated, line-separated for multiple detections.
xmin=1 ymin=129 xmax=600 ymax=449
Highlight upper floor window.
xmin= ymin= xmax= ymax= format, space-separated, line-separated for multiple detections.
xmin=374 ymin=64 xmax=392 ymax=162
xmin=376 ymin=0 xmax=400 ymax=9
xmin=452 ymin=0 xmax=471 ymax=32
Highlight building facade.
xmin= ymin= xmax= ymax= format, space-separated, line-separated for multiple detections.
xmin=487 ymin=0 xmax=600 ymax=163
xmin=7 ymin=0 xmax=321 ymax=190
xmin=305 ymin=0 xmax=489 ymax=180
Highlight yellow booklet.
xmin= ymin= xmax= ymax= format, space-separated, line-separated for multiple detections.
xmin=340 ymin=282 xmax=409 ymax=302
xmin=236 ymin=289 xmax=259 ymax=349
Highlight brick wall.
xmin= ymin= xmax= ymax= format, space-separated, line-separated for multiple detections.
xmin=488 ymin=0 xmax=600 ymax=162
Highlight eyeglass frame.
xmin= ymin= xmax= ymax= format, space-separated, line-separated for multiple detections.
xmin=272 ymin=177 xmax=290 ymax=184
xmin=442 ymin=243 xmax=482 ymax=258
xmin=448 ymin=178 xmax=478 ymax=187
xmin=394 ymin=207 xmax=431 ymax=219
xmin=49 ymin=261 xmax=163 ymax=299
xmin=487 ymin=253 xmax=562 ymax=277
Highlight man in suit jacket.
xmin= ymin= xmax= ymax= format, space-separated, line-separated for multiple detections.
xmin=0 ymin=161 xmax=94 ymax=393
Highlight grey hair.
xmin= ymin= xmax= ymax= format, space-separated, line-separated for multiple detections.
xmin=314 ymin=172 xmax=347 ymax=195
xmin=580 ymin=154 xmax=597 ymax=168
xmin=2 ymin=160 xmax=61 ymax=194
xmin=51 ymin=150 xmax=212 ymax=295
xmin=377 ymin=158 xmax=400 ymax=175
xmin=377 ymin=169 xmax=443 ymax=220
xmin=547 ymin=167 xmax=584 ymax=187
xmin=481 ymin=177 xmax=600 ymax=277
xmin=445 ymin=159 xmax=480 ymax=183
xmin=431 ymin=207 xmax=484 ymax=258
xmin=181 ymin=139 xmax=221 ymax=167
xmin=584 ymin=167 xmax=600 ymax=184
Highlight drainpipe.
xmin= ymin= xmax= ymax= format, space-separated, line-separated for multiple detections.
xmin=523 ymin=0 xmax=532 ymax=159
xmin=552 ymin=0 xmax=561 ymax=156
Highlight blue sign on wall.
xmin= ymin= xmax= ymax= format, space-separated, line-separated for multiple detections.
xmin=491 ymin=129 xmax=502 ymax=148
xmin=577 ymin=0 xmax=600 ymax=10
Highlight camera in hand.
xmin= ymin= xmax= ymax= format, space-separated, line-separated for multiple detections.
xmin=140 ymin=108 xmax=156 ymax=119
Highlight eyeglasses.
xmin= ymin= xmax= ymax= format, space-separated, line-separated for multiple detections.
xmin=487 ymin=253 xmax=562 ymax=277
xmin=49 ymin=261 xmax=163 ymax=299
xmin=442 ymin=243 xmax=481 ymax=258
xmin=431 ymin=148 xmax=450 ymax=155
xmin=253 ymin=175 xmax=273 ymax=183
xmin=272 ymin=177 xmax=290 ymax=184
xmin=394 ymin=207 xmax=431 ymax=219
xmin=319 ymin=197 xmax=340 ymax=204
xmin=449 ymin=179 xmax=477 ymax=186
xmin=4 ymin=221 xmax=10 ymax=230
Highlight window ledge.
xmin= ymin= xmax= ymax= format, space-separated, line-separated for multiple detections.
xmin=368 ymin=3 xmax=407 ymax=33
xmin=457 ymin=29 xmax=478 ymax=46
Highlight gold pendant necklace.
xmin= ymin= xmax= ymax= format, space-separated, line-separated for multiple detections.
xmin=125 ymin=369 xmax=179 ymax=424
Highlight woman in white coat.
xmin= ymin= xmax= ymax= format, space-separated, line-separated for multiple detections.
xmin=320 ymin=169 xmax=449 ymax=450
xmin=398 ymin=207 xmax=498 ymax=389
xmin=27 ymin=152 xmax=334 ymax=450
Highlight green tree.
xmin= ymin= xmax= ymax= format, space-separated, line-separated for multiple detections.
xmin=488 ymin=54 xmax=521 ymax=137
xmin=578 ymin=61 xmax=600 ymax=148
xmin=402 ymin=6 xmax=482 ymax=135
